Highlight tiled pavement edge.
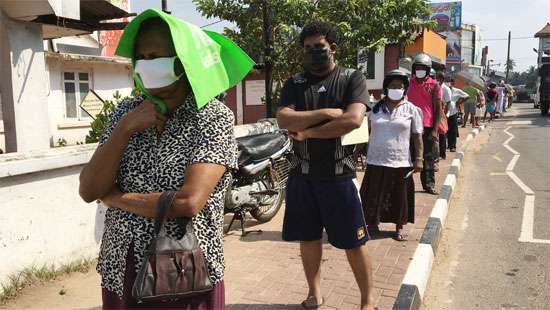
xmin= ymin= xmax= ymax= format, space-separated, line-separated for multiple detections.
xmin=392 ymin=125 xmax=486 ymax=310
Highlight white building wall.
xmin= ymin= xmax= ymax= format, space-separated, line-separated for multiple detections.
xmin=0 ymin=121 xmax=276 ymax=292
xmin=0 ymin=145 xmax=103 ymax=290
xmin=366 ymin=50 xmax=385 ymax=91
xmin=46 ymin=57 xmax=132 ymax=145
xmin=1 ymin=14 xmax=51 ymax=152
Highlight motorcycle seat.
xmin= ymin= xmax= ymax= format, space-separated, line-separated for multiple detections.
xmin=237 ymin=131 xmax=287 ymax=166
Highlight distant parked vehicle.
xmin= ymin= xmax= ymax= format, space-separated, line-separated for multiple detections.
xmin=514 ymin=85 xmax=535 ymax=103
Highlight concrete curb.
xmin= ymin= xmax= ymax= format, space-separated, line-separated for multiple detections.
xmin=393 ymin=125 xmax=486 ymax=310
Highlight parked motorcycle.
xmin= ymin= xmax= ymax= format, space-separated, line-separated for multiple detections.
xmin=224 ymin=130 xmax=291 ymax=235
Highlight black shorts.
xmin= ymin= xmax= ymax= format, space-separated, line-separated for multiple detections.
xmin=282 ymin=175 xmax=369 ymax=249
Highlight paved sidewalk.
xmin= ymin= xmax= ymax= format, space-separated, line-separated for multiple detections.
xmin=0 ymin=127 xmax=475 ymax=310
xmin=223 ymin=127 xmax=473 ymax=310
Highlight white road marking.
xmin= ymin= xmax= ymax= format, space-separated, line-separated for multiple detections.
xmin=506 ymin=154 xmax=520 ymax=171
xmin=506 ymin=120 xmax=533 ymax=125
xmin=507 ymin=171 xmax=535 ymax=195
xmin=519 ymin=195 xmax=536 ymax=242
xmin=504 ymin=136 xmax=514 ymax=145
xmin=503 ymin=144 xmax=520 ymax=155
xmin=490 ymin=172 xmax=507 ymax=176
xmin=492 ymin=155 xmax=503 ymax=162
xmin=503 ymin=125 xmax=549 ymax=244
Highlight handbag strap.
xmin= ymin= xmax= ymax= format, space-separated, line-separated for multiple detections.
xmin=154 ymin=191 xmax=194 ymax=237
xmin=154 ymin=191 xmax=178 ymax=236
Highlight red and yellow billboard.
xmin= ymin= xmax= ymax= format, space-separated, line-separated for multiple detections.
xmin=99 ymin=0 xmax=129 ymax=57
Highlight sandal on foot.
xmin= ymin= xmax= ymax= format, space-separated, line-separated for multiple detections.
xmin=301 ymin=296 xmax=324 ymax=309
xmin=394 ymin=231 xmax=408 ymax=241
xmin=425 ymin=188 xmax=439 ymax=195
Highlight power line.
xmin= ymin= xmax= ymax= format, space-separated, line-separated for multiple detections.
xmin=481 ymin=36 xmax=536 ymax=41
xmin=200 ymin=19 xmax=223 ymax=28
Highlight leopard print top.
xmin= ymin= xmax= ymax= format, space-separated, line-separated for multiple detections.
xmin=96 ymin=95 xmax=238 ymax=296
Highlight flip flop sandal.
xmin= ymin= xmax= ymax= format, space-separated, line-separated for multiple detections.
xmin=301 ymin=296 xmax=324 ymax=309
xmin=425 ymin=188 xmax=439 ymax=195
xmin=394 ymin=232 xmax=408 ymax=242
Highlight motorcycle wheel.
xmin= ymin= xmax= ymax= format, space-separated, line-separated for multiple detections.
xmin=250 ymin=158 xmax=289 ymax=223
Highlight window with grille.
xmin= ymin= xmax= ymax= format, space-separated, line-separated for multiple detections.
xmin=63 ymin=72 xmax=91 ymax=120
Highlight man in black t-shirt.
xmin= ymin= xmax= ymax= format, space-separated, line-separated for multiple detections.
xmin=276 ymin=22 xmax=375 ymax=310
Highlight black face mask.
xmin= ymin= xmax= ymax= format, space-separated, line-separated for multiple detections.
xmin=304 ymin=48 xmax=331 ymax=73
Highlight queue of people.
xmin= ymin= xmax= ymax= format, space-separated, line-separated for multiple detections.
xmin=78 ymin=10 xmax=497 ymax=309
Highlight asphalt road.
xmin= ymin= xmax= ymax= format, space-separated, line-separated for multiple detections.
xmin=424 ymin=103 xmax=550 ymax=310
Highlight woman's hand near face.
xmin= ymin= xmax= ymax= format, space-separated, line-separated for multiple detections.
xmin=119 ymin=100 xmax=166 ymax=136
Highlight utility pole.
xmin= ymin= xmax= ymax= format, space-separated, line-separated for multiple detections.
xmin=262 ymin=0 xmax=274 ymax=118
xmin=505 ymin=31 xmax=511 ymax=82
xmin=161 ymin=0 xmax=170 ymax=14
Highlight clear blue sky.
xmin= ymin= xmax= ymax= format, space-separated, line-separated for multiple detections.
xmin=129 ymin=0 xmax=548 ymax=72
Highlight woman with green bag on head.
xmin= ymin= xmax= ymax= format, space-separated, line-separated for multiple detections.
xmin=78 ymin=9 xmax=254 ymax=309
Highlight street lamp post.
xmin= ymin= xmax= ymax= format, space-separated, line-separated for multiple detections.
xmin=161 ymin=0 xmax=170 ymax=14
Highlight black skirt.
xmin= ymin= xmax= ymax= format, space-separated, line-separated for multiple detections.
xmin=360 ymin=164 xmax=415 ymax=226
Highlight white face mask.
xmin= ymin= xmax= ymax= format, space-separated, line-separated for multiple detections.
xmin=387 ymin=88 xmax=405 ymax=101
xmin=134 ymin=56 xmax=183 ymax=89
xmin=415 ymin=70 xmax=427 ymax=79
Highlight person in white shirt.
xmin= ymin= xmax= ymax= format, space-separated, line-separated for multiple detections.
xmin=448 ymin=79 xmax=469 ymax=152
xmin=359 ymin=70 xmax=424 ymax=242
xmin=496 ymin=80 xmax=507 ymax=114
xmin=436 ymin=72 xmax=452 ymax=159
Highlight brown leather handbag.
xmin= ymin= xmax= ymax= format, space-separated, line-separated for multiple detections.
xmin=132 ymin=191 xmax=213 ymax=303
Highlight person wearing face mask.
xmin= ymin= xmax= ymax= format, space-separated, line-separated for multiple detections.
xmin=79 ymin=9 xmax=254 ymax=309
xmin=406 ymin=53 xmax=442 ymax=195
xmin=277 ymin=22 xmax=375 ymax=310
xmin=359 ymin=70 xmax=424 ymax=241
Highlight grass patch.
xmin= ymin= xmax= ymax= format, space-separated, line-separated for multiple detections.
xmin=0 ymin=258 xmax=96 ymax=304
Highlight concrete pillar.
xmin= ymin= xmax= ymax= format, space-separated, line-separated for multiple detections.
xmin=0 ymin=10 xmax=51 ymax=152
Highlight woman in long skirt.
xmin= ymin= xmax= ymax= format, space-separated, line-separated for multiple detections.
xmin=359 ymin=70 xmax=424 ymax=241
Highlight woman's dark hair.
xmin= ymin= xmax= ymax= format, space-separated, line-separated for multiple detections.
xmin=436 ymin=72 xmax=446 ymax=81
xmin=299 ymin=22 xmax=339 ymax=46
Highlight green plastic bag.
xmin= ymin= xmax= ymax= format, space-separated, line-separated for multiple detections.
xmin=115 ymin=8 xmax=255 ymax=113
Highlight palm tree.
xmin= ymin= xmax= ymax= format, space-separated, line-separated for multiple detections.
xmin=505 ymin=59 xmax=516 ymax=73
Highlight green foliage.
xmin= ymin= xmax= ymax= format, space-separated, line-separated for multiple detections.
xmin=85 ymin=90 xmax=136 ymax=144
xmin=509 ymin=66 xmax=539 ymax=90
xmin=193 ymin=0 xmax=435 ymax=103
xmin=56 ymin=138 xmax=67 ymax=147
xmin=0 ymin=258 xmax=96 ymax=304
xmin=505 ymin=59 xmax=517 ymax=73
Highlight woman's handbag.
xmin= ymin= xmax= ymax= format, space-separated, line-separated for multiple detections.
xmin=132 ymin=191 xmax=213 ymax=303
